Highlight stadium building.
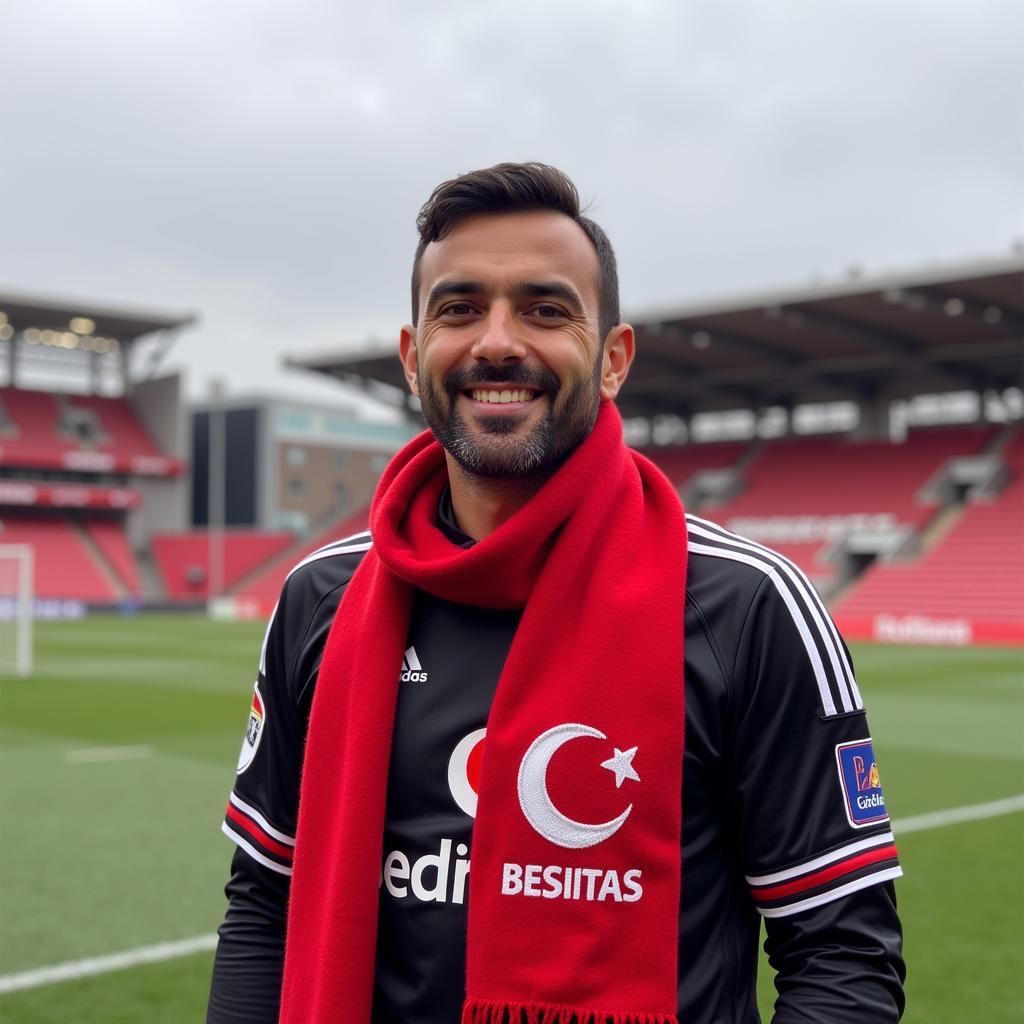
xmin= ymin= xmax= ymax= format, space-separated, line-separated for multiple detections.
xmin=1 ymin=254 xmax=1021 ymax=655
xmin=163 ymin=395 xmax=410 ymax=608
xmin=287 ymin=253 xmax=1024 ymax=647
xmin=0 ymin=293 xmax=192 ymax=619
xmin=189 ymin=395 xmax=411 ymax=535
xmin=0 ymin=295 xmax=410 ymax=638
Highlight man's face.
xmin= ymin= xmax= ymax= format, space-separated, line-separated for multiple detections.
xmin=401 ymin=211 xmax=624 ymax=479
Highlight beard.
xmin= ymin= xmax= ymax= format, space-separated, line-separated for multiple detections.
xmin=417 ymin=360 xmax=602 ymax=479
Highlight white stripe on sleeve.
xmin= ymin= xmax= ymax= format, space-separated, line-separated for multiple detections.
xmin=221 ymin=822 xmax=294 ymax=876
xmin=228 ymin=791 xmax=296 ymax=846
xmin=745 ymin=831 xmax=895 ymax=886
xmin=757 ymin=866 xmax=903 ymax=918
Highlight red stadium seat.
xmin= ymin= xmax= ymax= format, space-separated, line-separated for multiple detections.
xmin=642 ymin=442 xmax=749 ymax=486
xmin=0 ymin=388 xmax=174 ymax=473
xmin=701 ymin=427 xmax=995 ymax=582
xmin=0 ymin=514 xmax=119 ymax=602
xmin=151 ymin=530 xmax=296 ymax=599
xmin=84 ymin=519 xmax=141 ymax=593
xmin=66 ymin=393 xmax=164 ymax=459
xmin=232 ymin=507 xmax=371 ymax=613
xmin=0 ymin=389 xmax=70 ymax=464
xmin=834 ymin=430 xmax=1024 ymax=632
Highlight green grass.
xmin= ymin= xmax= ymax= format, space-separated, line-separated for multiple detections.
xmin=1 ymin=618 xmax=1022 ymax=1022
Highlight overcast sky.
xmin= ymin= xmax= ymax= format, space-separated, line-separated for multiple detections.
xmin=2 ymin=0 xmax=1021 ymax=411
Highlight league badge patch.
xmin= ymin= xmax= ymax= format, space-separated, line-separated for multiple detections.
xmin=236 ymin=682 xmax=266 ymax=775
xmin=835 ymin=738 xmax=888 ymax=828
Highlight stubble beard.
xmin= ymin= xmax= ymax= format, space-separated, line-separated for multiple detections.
xmin=418 ymin=361 xmax=603 ymax=479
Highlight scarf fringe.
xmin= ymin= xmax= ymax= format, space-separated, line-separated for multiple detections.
xmin=461 ymin=997 xmax=678 ymax=1024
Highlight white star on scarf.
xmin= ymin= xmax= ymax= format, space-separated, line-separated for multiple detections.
xmin=600 ymin=745 xmax=640 ymax=788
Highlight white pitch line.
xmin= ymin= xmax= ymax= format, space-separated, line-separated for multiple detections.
xmin=0 ymin=934 xmax=217 ymax=995
xmin=1 ymin=793 xmax=1022 ymax=996
xmin=892 ymin=793 xmax=1024 ymax=835
xmin=65 ymin=745 xmax=153 ymax=764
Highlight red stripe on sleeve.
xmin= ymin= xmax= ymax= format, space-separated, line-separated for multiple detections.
xmin=751 ymin=844 xmax=898 ymax=902
xmin=225 ymin=802 xmax=295 ymax=861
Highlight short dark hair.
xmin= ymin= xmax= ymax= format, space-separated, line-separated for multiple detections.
xmin=411 ymin=162 xmax=620 ymax=342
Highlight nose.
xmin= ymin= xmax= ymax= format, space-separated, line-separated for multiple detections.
xmin=470 ymin=305 xmax=526 ymax=365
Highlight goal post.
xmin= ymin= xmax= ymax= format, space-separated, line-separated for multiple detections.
xmin=0 ymin=544 xmax=33 ymax=677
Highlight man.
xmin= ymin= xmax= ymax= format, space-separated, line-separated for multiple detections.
xmin=207 ymin=163 xmax=905 ymax=1023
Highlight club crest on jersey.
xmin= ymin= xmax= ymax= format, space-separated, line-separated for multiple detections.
xmin=518 ymin=723 xmax=639 ymax=849
xmin=236 ymin=683 xmax=265 ymax=775
xmin=835 ymin=738 xmax=888 ymax=828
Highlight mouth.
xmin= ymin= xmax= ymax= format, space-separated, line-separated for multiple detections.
xmin=465 ymin=387 xmax=543 ymax=406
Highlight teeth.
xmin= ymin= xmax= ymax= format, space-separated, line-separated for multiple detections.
xmin=471 ymin=389 xmax=535 ymax=404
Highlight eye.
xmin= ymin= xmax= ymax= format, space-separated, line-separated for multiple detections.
xmin=531 ymin=303 xmax=568 ymax=320
xmin=438 ymin=301 xmax=477 ymax=318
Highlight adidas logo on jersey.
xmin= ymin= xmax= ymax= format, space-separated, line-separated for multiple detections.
xmin=400 ymin=646 xmax=428 ymax=683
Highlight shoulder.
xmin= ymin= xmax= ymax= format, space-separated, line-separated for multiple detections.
xmin=259 ymin=529 xmax=374 ymax=699
xmin=685 ymin=511 xmax=831 ymax=622
xmin=684 ymin=512 xmax=795 ymax=652
xmin=684 ymin=513 xmax=861 ymax=715
xmin=277 ymin=529 xmax=373 ymax=607
xmin=684 ymin=513 xmax=780 ymax=601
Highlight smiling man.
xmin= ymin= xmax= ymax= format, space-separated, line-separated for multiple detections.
xmin=207 ymin=163 xmax=905 ymax=1024
xmin=402 ymin=205 xmax=634 ymax=534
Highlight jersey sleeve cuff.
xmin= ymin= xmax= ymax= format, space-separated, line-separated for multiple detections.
xmin=746 ymin=831 xmax=901 ymax=918
xmin=221 ymin=791 xmax=295 ymax=876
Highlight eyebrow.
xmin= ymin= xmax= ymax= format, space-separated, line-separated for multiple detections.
xmin=424 ymin=280 xmax=485 ymax=315
xmin=514 ymin=281 xmax=586 ymax=314
xmin=423 ymin=278 xmax=587 ymax=316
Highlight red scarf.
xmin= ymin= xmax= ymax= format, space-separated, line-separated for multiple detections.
xmin=280 ymin=402 xmax=687 ymax=1024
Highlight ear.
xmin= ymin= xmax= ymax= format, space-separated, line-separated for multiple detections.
xmin=399 ymin=324 xmax=419 ymax=396
xmin=599 ymin=323 xmax=635 ymax=401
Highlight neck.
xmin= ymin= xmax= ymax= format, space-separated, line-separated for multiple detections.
xmin=445 ymin=455 xmax=550 ymax=541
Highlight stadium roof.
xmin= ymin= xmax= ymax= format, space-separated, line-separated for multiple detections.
xmin=0 ymin=291 xmax=198 ymax=393
xmin=0 ymin=292 xmax=196 ymax=343
xmin=287 ymin=253 xmax=1024 ymax=419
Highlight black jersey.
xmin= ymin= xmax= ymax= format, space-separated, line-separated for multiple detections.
xmin=208 ymin=509 xmax=905 ymax=1024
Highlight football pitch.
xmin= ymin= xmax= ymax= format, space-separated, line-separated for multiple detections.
xmin=1 ymin=615 xmax=1021 ymax=1023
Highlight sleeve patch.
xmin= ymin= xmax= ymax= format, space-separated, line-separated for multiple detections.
xmin=236 ymin=682 xmax=266 ymax=775
xmin=835 ymin=738 xmax=889 ymax=828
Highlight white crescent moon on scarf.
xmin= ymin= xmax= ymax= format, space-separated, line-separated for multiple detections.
xmin=517 ymin=723 xmax=633 ymax=849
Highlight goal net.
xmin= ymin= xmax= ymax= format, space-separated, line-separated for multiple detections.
xmin=0 ymin=544 xmax=33 ymax=676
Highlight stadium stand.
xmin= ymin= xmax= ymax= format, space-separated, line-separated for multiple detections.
xmin=712 ymin=427 xmax=993 ymax=522
xmin=66 ymin=393 xmax=165 ymax=459
xmin=642 ymin=441 xmax=750 ymax=487
xmin=232 ymin=506 xmax=371 ymax=614
xmin=833 ymin=428 xmax=1024 ymax=644
xmin=215 ymin=424 xmax=1015 ymax=626
xmin=151 ymin=530 xmax=296 ymax=599
xmin=0 ymin=387 xmax=178 ymax=473
xmin=84 ymin=519 xmax=142 ymax=594
xmin=0 ymin=295 xmax=197 ymax=609
xmin=700 ymin=427 xmax=997 ymax=584
xmin=3 ymin=264 xmax=1019 ymax=645
xmin=0 ymin=387 xmax=156 ymax=603
xmin=0 ymin=388 xmax=66 ymax=465
xmin=0 ymin=514 xmax=119 ymax=602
